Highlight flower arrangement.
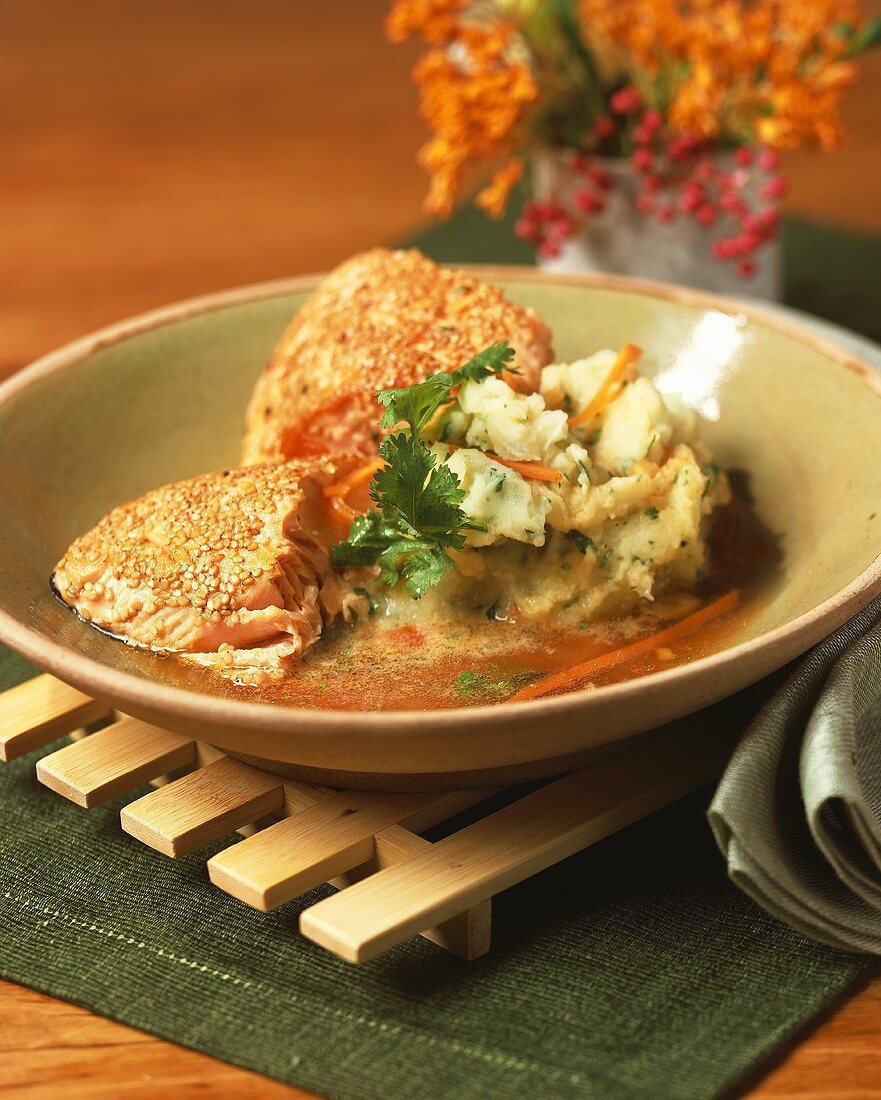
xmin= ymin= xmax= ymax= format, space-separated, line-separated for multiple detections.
xmin=387 ymin=0 xmax=880 ymax=281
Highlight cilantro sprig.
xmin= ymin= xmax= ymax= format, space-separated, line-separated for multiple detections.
xmin=332 ymin=343 xmax=513 ymax=598
xmin=377 ymin=342 xmax=515 ymax=437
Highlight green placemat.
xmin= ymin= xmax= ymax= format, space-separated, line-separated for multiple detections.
xmin=1 ymin=213 xmax=879 ymax=1099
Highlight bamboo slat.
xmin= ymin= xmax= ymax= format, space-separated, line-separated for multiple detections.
xmin=299 ymin=722 xmax=737 ymax=962
xmin=120 ymin=757 xmax=288 ymax=856
xmin=1 ymin=672 xmax=733 ymax=965
xmin=208 ymin=789 xmax=456 ymax=911
xmin=36 ymin=717 xmax=197 ymax=808
xmin=0 ymin=674 xmax=111 ymax=761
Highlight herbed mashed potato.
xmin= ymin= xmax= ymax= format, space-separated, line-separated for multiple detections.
xmin=380 ymin=349 xmax=731 ymax=624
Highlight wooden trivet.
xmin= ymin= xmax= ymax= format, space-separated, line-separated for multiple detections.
xmin=0 ymin=673 xmax=734 ymax=963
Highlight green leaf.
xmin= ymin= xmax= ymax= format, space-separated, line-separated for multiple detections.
xmin=333 ymin=434 xmax=472 ymax=600
xmin=377 ymin=372 xmax=453 ymax=436
xmin=373 ymin=434 xmax=467 ymax=544
xmin=334 ymin=343 xmax=518 ymax=601
xmin=451 ymin=342 xmax=515 ymax=385
xmin=569 ymin=530 xmax=594 ymax=554
xmin=331 ymin=511 xmax=402 ymax=567
xmin=375 ymin=342 xmax=514 ymax=438
xmin=848 ymin=16 xmax=881 ymax=54
xmin=401 ymin=543 xmax=456 ymax=598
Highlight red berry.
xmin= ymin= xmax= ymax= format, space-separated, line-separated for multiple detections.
xmin=761 ymin=176 xmax=788 ymax=200
xmin=569 ymin=152 xmax=590 ymax=173
xmin=712 ymin=239 xmax=734 ymax=261
xmin=594 ymin=115 xmax=615 ymax=141
xmin=720 ymin=192 xmax=747 ymax=217
xmin=636 ymin=193 xmax=655 ymax=214
xmin=657 ymin=203 xmax=676 ymax=224
xmin=679 ymin=191 xmax=700 ymax=214
xmin=757 ymin=148 xmax=780 ymax=173
xmin=734 ymin=147 xmax=754 ymax=167
xmin=696 ymin=202 xmax=717 ymax=226
xmin=740 ymin=212 xmax=762 ymax=234
xmin=539 ymin=240 xmax=561 ymax=259
xmin=694 ymin=159 xmax=717 ymax=182
xmin=759 ymin=207 xmax=780 ymax=232
xmin=514 ymin=217 xmax=537 ymax=241
xmin=548 ymin=213 xmax=575 ymax=237
xmin=588 ymin=166 xmax=612 ymax=190
xmin=610 ymin=86 xmax=642 ymax=115
xmin=633 ymin=125 xmax=653 ymax=145
xmin=644 ymin=172 xmax=663 ymax=193
xmin=642 ymin=109 xmax=663 ymax=132
xmin=631 ymin=148 xmax=653 ymax=171
xmin=574 ymin=189 xmax=605 ymax=214
xmin=736 ymin=260 xmax=756 ymax=279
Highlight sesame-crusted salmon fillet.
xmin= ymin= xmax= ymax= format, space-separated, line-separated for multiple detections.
xmin=241 ymin=247 xmax=553 ymax=464
xmin=52 ymin=457 xmax=369 ymax=686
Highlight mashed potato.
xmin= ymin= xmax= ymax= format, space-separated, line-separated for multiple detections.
xmin=380 ymin=349 xmax=730 ymax=624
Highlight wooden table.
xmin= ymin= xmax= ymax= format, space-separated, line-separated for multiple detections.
xmin=2 ymin=1 xmax=881 ymax=1095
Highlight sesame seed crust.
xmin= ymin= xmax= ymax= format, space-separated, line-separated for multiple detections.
xmin=53 ymin=455 xmax=366 ymax=681
xmin=241 ymin=248 xmax=553 ymax=464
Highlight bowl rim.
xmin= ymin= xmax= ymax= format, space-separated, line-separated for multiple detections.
xmin=2 ymin=265 xmax=881 ymax=740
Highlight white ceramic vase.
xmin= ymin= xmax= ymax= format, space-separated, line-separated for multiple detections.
xmin=532 ymin=150 xmax=781 ymax=302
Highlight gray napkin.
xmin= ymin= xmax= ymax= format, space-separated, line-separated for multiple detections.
xmin=709 ymin=594 xmax=881 ymax=953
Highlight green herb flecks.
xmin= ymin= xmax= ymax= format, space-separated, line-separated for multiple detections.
xmin=454 ymin=671 xmax=485 ymax=695
xmin=454 ymin=668 xmax=534 ymax=700
xmin=702 ymin=463 xmax=722 ymax=499
xmin=569 ymin=530 xmax=594 ymax=555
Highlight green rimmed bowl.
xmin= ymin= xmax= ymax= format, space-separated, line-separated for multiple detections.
xmin=1 ymin=269 xmax=880 ymax=789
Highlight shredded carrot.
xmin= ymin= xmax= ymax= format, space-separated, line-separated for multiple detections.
xmin=324 ymin=459 xmax=384 ymax=499
xmin=487 ymin=454 xmax=564 ymax=483
xmin=568 ymin=343 xmax=643 ymax=429
xmin=510 ymin=589 xmax=740 ymax=703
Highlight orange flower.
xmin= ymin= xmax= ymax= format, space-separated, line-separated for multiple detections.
xmin=578 ymin=0 xmax=862 ymax=149
xmin=477 ymin=159 xmax=524 ymax=217
xmin=385 ymin=0 xmax=466 ymax=46
xmin=387 ymin=2 xmax=537 ymax=217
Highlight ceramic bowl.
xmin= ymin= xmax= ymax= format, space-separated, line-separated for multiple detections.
xmin=1 ymin=270 xmax=880 ymax=790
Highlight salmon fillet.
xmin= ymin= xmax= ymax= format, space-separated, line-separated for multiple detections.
xmin=241 ymin=247 xmax=554 ymax=464
xmin=52 ymin=457 xmax=368 ymax=686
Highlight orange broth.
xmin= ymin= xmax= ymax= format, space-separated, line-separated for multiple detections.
xmin=245 ymin=498 xmax=776 ymax=711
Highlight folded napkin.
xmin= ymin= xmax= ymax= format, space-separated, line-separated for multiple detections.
xmin=710 ymin=593 xmax=881 ymax=953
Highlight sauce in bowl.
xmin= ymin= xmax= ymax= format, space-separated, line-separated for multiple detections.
xmin=230 ymin=497 xmax=776 ymax=711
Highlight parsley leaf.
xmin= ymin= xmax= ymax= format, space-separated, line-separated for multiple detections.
xmin=332 ymin=433 xmax=473 ymax=598
xmin=376 ymin=342 xmax=514 ymax=437
xmin=452 ymin=342 xmax=515 ymax=384
xmin=333 ymin=344 xmax=513 ymax=599
xmin=378 ymin=372 xmax=452 ymax=437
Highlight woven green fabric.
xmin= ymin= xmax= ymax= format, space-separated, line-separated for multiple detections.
xmin=0 ymin=214 xmax=879 ymax=1098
